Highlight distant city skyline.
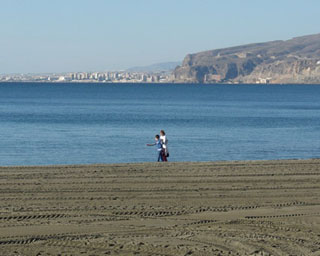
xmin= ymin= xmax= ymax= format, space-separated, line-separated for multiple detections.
xmin=1 ymin=0 xmax=320 ymax=74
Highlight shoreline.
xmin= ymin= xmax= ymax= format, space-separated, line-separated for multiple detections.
xmin=0 ymin=157 xmax=318 ymax=169
xmin=1 ymin=81 xmax=320 ymax=85
xmin=0 ymin=157 xmax=319 ymax=168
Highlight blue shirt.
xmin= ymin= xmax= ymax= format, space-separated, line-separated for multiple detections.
xmin=156 ymin=140 xmax=162 ymax=151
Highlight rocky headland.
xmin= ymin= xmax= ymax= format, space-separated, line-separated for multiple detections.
xmin=173 ymin=33 xmax=320 ymax=84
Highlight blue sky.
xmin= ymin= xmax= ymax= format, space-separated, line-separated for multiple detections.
xmin=1 ymin=0 xmax=320 ymax=73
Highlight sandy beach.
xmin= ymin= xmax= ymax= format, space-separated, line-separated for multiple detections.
xmin=0 ymin=159 xmax=320 ymax=255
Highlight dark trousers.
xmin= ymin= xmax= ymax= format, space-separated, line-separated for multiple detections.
xmin=157 ymin=150 xmax=163 ymax=162
xmin=157 ymin=150 xmax=167 ymax=162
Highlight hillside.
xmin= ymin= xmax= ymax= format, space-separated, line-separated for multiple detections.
xmin=127 ymin=61 xmax=181 ymax=73
xmin=173 ymin=33 xmax=320 ymax=84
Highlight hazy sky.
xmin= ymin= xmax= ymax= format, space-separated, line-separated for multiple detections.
xmin=1 ymin=0 xmax=320 ymax=74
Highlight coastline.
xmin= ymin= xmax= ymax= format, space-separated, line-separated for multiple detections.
xmin=0 ymin=157 xmax=319 ymax=168
xmin=1 ymin=159 xmax=320 ymax=255
xmin=2 ymin=81 xmax=320 ymax=85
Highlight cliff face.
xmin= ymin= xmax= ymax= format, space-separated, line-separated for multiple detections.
xmin=173 ymin=34 xmax=320 ymax=84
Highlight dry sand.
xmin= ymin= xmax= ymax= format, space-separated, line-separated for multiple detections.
xmin=0 ymin=159 xmax=320 ymax=256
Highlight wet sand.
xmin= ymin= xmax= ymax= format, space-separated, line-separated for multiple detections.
xmin=0 ymin=159 xmax=320 ymax=256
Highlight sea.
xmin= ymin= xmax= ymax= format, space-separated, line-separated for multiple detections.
xmin=1 ymin=82 xmax=320 ymax=166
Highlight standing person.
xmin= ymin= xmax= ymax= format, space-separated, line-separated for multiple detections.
xmin=160 ymin=130 xmax=169 ymax=159
xmin=146 ymin=135 xmax=167 ymax=162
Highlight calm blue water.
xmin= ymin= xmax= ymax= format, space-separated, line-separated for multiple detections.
xmin=0 ymin=82 xmax=320 ymax=166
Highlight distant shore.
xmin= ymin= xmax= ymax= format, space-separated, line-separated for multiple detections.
xmin=1 ymin=159 xmax=320 ymax=255
xmin=1 ymin=81 xmax=320 ymax=85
